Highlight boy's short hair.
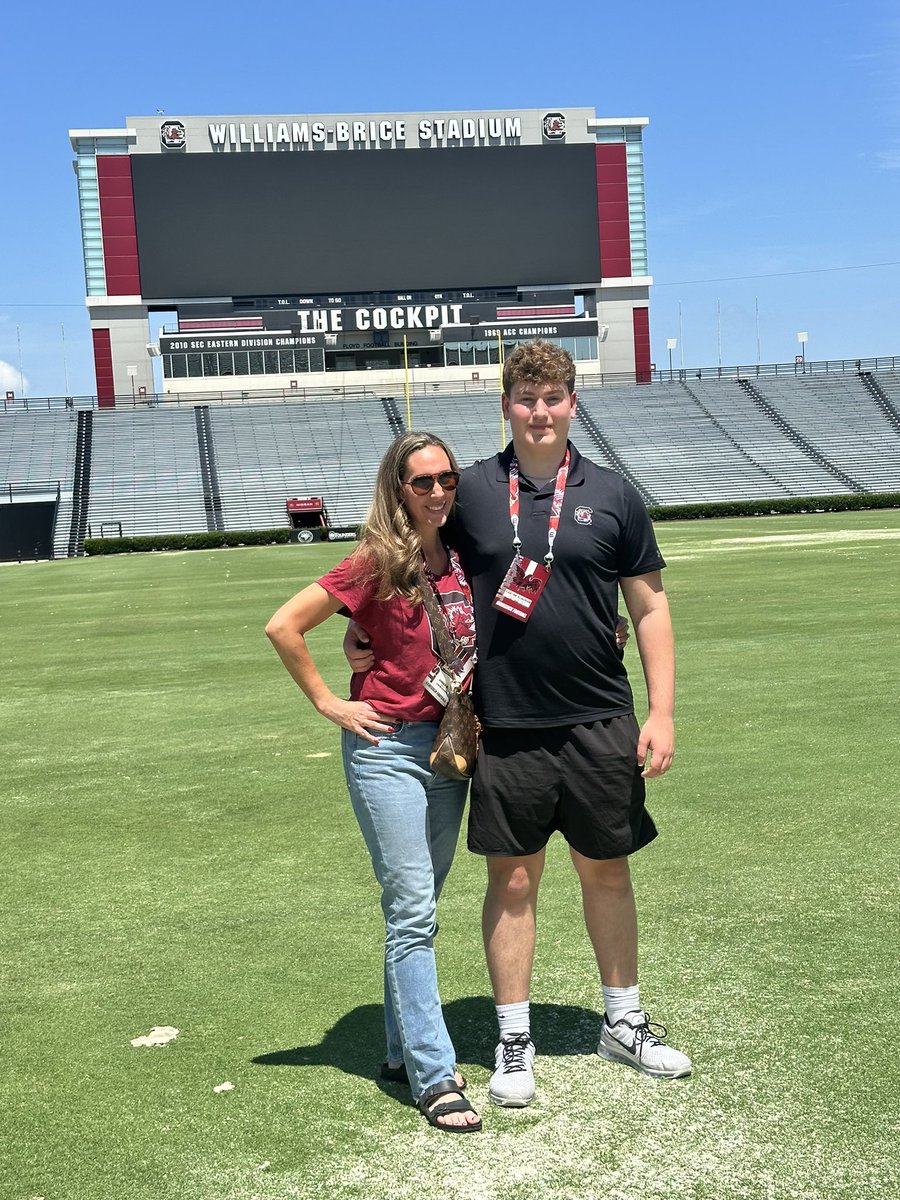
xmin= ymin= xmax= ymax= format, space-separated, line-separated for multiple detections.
xmin=502 ymin=340 xmax=576 ymax=396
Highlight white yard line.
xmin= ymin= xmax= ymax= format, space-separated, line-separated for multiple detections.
xmin=666 ymin=528 xmax=900 ymax=560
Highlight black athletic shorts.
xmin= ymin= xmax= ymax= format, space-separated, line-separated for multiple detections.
xmin=467 ymin=714 xmax=658 ymax=860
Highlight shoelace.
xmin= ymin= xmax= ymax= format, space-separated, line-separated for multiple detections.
xmin=499 ymin=1033 xmax=533 ymax=1073
xmin=624 ymin=1013 xmax=669 ymax=1056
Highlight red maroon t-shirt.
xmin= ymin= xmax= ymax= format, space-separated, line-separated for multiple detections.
xmin=318 ymin=552 xmax=476 ymax=723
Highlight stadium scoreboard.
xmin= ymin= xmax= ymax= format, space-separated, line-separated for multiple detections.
xmin=69 ymin=108 xmax=652 ymax=403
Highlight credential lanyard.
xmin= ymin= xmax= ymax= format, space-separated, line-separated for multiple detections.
xmin=508 ymin=449 xmax=570 ymax=567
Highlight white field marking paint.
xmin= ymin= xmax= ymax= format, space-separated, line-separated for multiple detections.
xmin=666 ymin=528 xmax=900 ymax=561
xmin=305 ymin=752 xmax=332 ymax=759
xmin=715 ymin=529 xmax=900 ymax=546
xmin=184 ymin=1048 xmax=895 ymax=1200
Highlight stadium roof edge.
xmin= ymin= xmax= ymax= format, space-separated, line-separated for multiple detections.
xmin=69 ymin=128 xmax=137 ymax=145
xmin=587 ymin=118 xmax=649 ymax=128
xmin=600 ymin=276 xmax=653 ymax=288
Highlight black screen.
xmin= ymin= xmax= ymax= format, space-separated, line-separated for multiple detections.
xmin=130 ymin=144 xmax=601 ymax=300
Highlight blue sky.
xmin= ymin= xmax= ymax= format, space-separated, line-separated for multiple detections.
xmin=2 ymin=0 xmax=898 ymax=397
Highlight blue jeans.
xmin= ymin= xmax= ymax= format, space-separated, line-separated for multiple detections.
xmin=341 ymin=720 xmax=468 ymax=1101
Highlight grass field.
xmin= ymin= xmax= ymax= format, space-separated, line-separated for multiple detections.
xmin=2 ymin=510 xmax=898 ymax=1200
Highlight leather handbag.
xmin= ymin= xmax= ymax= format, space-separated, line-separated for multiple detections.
xmin=430 ymin=687 xmax=479 ymax=780
xmin=419 ymin=572 xmax=480 ymax=779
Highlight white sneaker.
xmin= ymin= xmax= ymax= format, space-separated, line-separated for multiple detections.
xmin=597 ymin=1010 xmax=692 ymax=1079
xmin=488 ymin=1033 xmax=536 ymax=1107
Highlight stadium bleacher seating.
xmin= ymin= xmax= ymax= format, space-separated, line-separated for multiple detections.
xmin=576 ymin=382 xmax=796 ymax=504
xmin=208 ymin=398 xmax=396 ymax=529
xmin=86 ymin=408 xmax=208 ymax=539
xmin=2 ymin=370 xmax=898 ymax=556
xmin=744 ymin=376 xmax=900 ymax=492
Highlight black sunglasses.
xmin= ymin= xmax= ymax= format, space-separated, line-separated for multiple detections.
xmin=402 ymin=470 xmax=460 ymax=496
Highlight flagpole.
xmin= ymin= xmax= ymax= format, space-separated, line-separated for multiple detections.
xmin=403 ymin=335 xmax=411 ymax=428
xmin=498 ymin=332 xmax=505 ymax=449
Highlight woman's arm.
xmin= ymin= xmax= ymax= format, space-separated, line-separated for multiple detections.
xmin=265 ymin=583 xmax=394 ymax=743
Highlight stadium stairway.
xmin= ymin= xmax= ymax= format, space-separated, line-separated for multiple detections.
xmin=861 ymin=372 xmax=900 ymax=459
xmin=194 ymin=406 xmax=225 ymax=531
xmin=66 ymin=410 xmax=93 ymax=556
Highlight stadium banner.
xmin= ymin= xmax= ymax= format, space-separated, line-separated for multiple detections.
xmin=440 ymin=318 xmax=599 ymax=344
xmin=290 ymin=299 xmax=581 ymax=336
xmin=159 ymin=332 xmax=324 ymax=353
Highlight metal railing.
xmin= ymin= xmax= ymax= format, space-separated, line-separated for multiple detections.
xmin=0 ymin=479 xmax=62 ymax=502
xmin=3 ymin=353 xmax=899 ymax=413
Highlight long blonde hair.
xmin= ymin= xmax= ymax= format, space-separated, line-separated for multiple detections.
xmin=352 ymin=431 xmax=460 ymax=604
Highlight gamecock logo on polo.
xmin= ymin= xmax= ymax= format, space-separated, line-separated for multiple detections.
xmin=160 ymin=121 xmax=187 ymax=150
xmin=542 ymin=112 xmax=566 ymax=141
xmin=574 ymin=506 xmax=593 ymax=525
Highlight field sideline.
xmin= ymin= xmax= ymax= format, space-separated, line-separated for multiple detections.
xmin=2 ymin=510 xmax=898 ymax=1200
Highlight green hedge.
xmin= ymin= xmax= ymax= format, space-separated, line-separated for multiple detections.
xmin=646 ymin=492 xmax=900 ymax=521
xmin=83 ymin=493 xmax=900 ymax=554
xmin=84 ymin=528 xmax=293 ymax=555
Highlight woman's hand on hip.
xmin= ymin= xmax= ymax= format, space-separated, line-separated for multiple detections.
xmin=320 ymin=698 xmax=395 ymax=743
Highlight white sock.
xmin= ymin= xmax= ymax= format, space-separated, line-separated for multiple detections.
xmin=496 ymin=1000 xmax=530 ymax=1040
xmin=602 ymin=985 xmax=641 ymax=1025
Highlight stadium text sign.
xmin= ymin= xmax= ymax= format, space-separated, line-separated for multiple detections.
xmin=441 ymin=319 xmax=599 ymax=343
xmin=207 ymin=115 xmax=523 ymax=151
xmin=160 ymin=333 xmax=322 ymax=352
xmin=294 ymin=304 xmax=465 ymax=334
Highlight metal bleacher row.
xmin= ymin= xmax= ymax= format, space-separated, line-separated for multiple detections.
xmin=89 ymin=408 xmax=208 ymax=541
xmin=210 ymin=397 xmax=397 ymax=529
xmin=1 ymin=370 xmax=899 ymax=555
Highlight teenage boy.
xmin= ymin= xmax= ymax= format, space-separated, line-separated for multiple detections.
xmin=453 ymin=339 xmax=690 ymax=1105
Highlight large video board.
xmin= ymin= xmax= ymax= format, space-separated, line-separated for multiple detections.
xmin=130 ymin=144 xmax=602 ymax=301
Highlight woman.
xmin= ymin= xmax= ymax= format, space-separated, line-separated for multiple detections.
xmin=265 ymin=432 xmax=481 ymax=1133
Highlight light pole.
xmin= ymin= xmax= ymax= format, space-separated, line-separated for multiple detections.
xmin=797 ymin=331 xmax=808 ymax=374
xmin=666 ymin=338 xmax=677 ymax=381
xmin=16 ymin=324 xmax=25 ymax=396
xmin=61 ymin=324 xmax=70 ymax=398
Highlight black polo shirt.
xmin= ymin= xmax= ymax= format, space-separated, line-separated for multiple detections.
xmin=452 ymin=441 xmax=665 ymax=728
